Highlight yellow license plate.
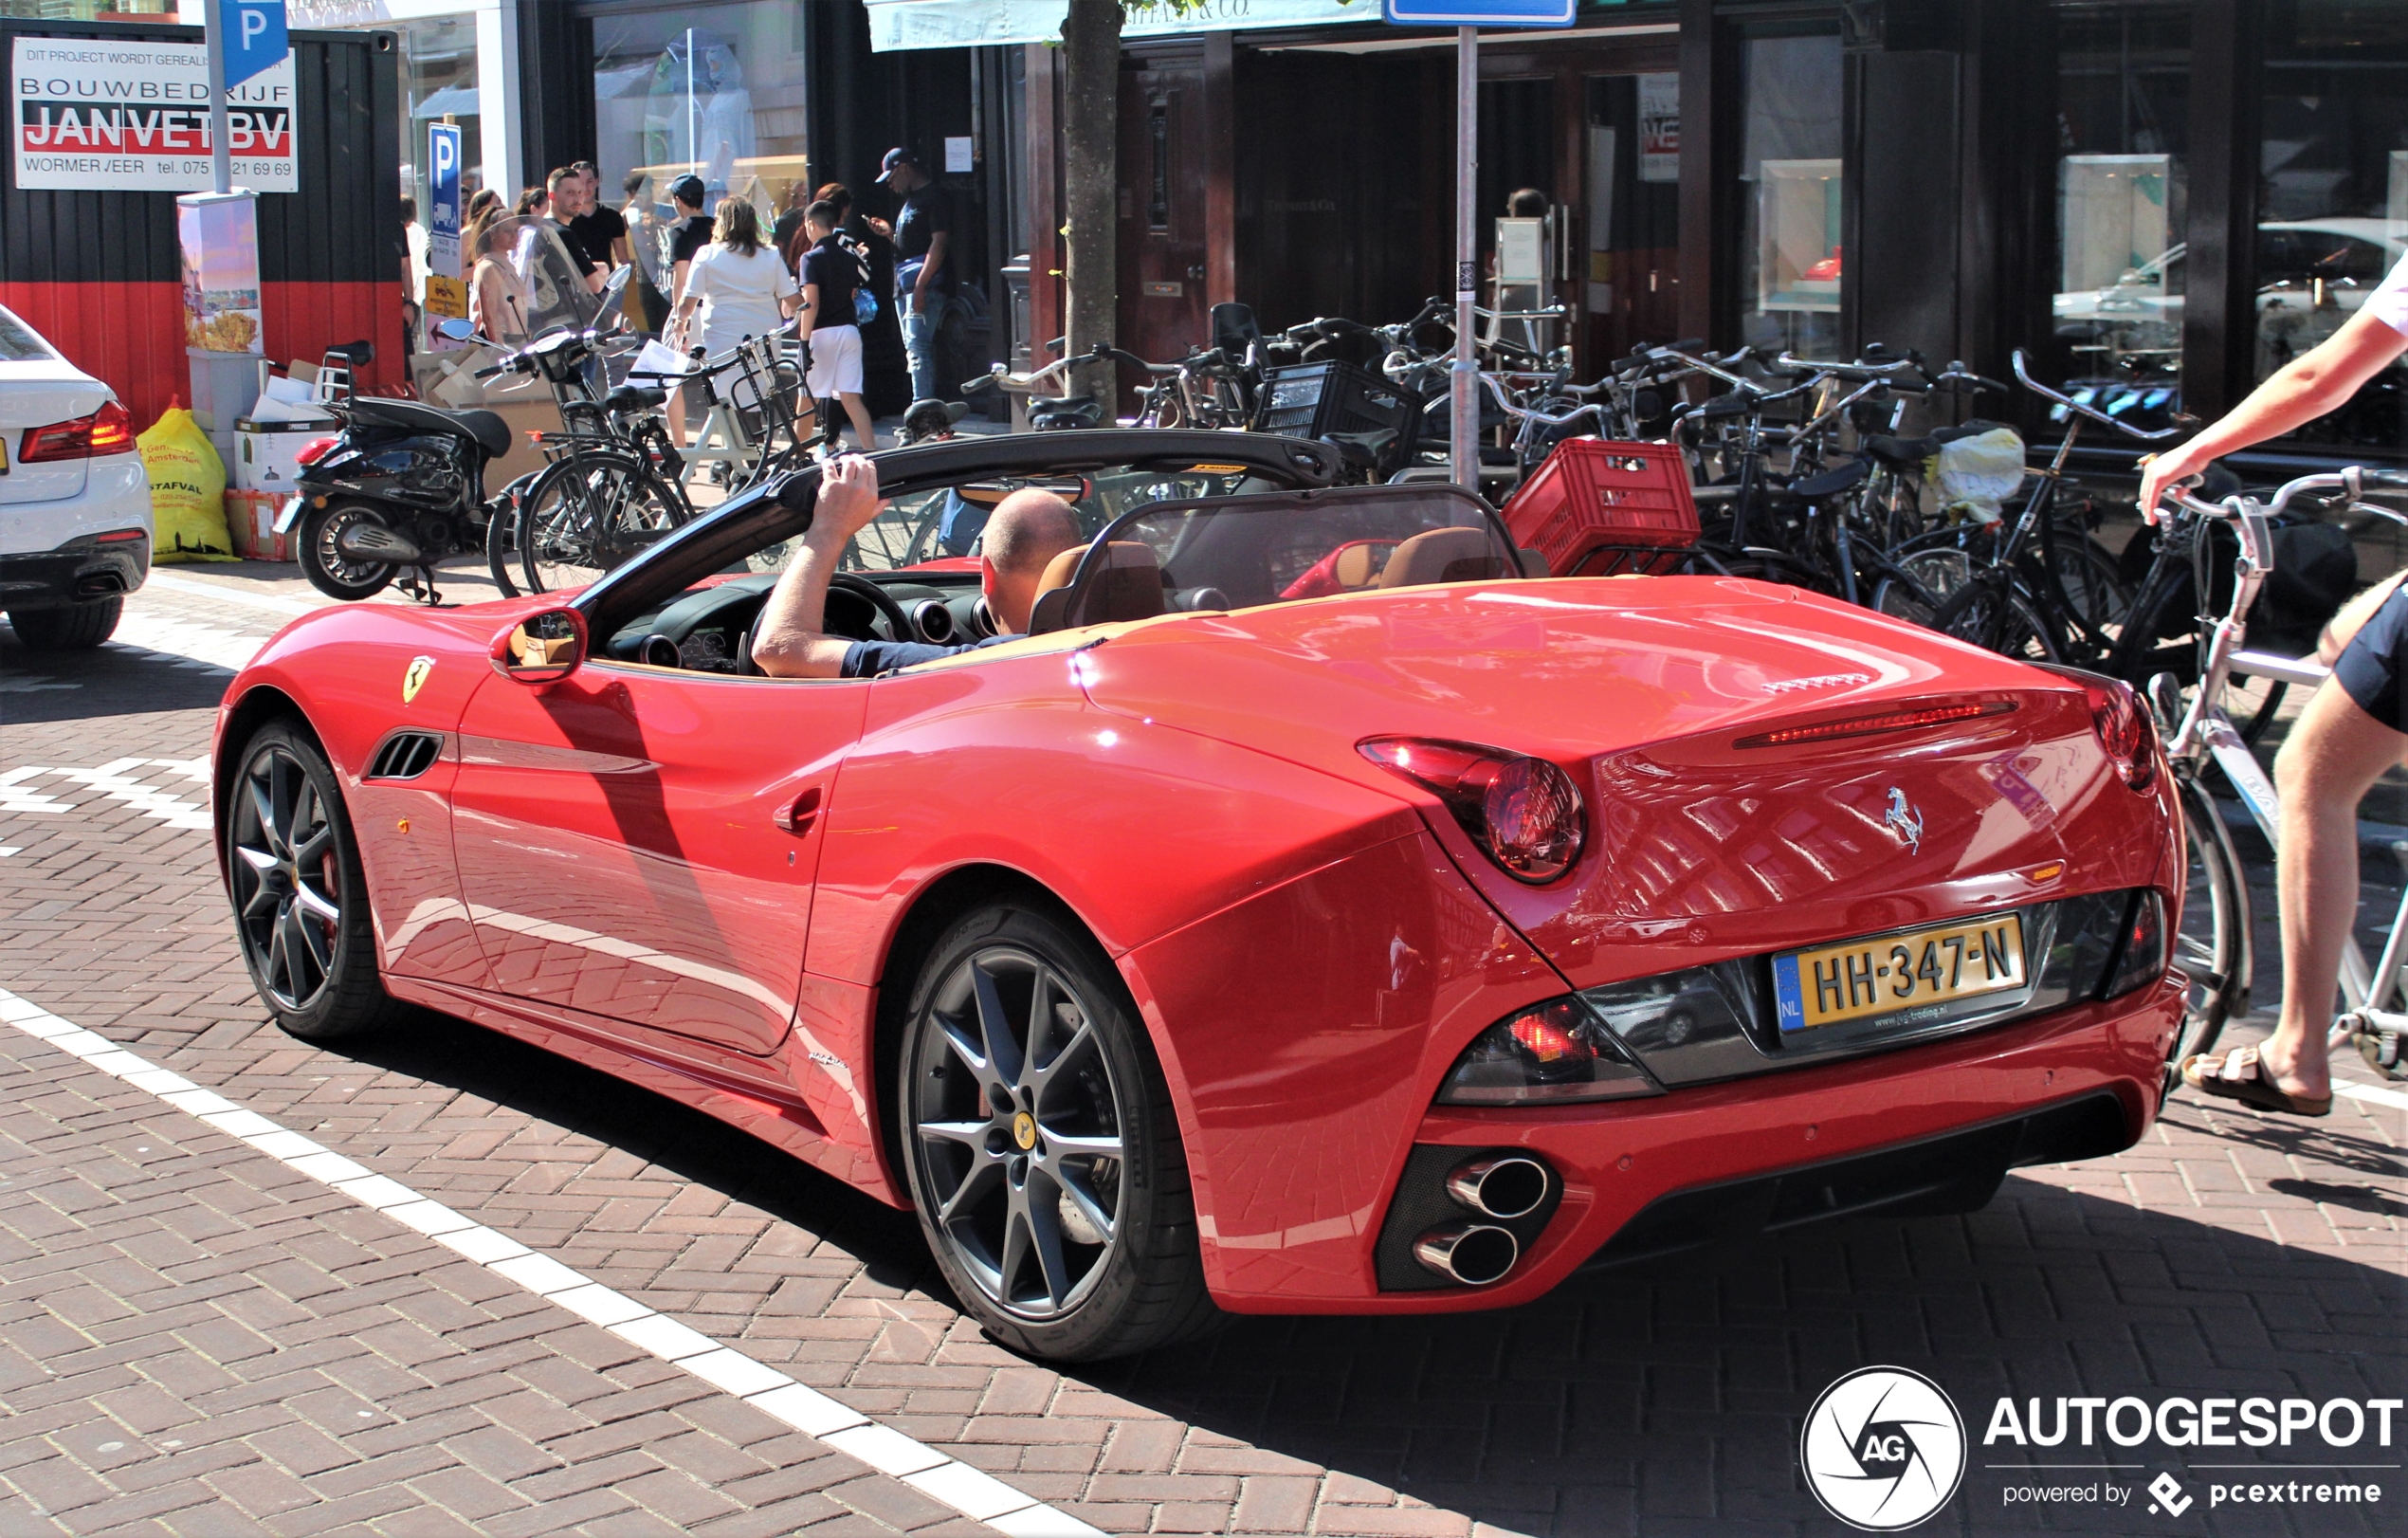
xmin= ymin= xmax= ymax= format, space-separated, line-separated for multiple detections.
xmin=1773 ymin=913 xmax=2027 ymax=1033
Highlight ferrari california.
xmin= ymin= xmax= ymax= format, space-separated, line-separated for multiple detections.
xmin=212 ymin=429 xmax=2187 ymax=1362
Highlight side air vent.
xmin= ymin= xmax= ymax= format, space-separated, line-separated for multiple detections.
xmin=366 ymin=731 xmax=444 ymax=780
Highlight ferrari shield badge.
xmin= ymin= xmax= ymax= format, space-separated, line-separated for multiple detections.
xmin=402 ymin=655 xmax=437 ymax=705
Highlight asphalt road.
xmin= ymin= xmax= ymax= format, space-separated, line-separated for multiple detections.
xmin=0 ymin=568 xmax=2399 ymax=1538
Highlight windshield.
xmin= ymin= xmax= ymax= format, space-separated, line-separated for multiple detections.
xmin=831 ymin=464 xmax=1274 ymax=574
xmin=0 ymin=306 xmax=59 ymax=363
xmin=1080 ymin=485 xmax=1519 ymax=616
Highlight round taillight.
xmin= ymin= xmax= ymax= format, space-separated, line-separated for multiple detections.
xmin=1359 ymin=737 xmax=1587 ymax=885
xmin=1479 ymin=755 xmax=1583 ymax=881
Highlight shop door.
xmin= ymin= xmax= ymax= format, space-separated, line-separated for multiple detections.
xmin=1580 ymin=72 xmax=1683 ymax=369
xmin=1118 ymin=60 xmax=1209 ymax=384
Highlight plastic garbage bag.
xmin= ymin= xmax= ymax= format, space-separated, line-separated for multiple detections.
xmin=1928 ymin=426 xmax=2028 ymax=526
xmin=138 ymin=401 xmax=236 ymax=561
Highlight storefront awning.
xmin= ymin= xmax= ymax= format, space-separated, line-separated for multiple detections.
xmin=864 ymin=0 xmax=1379 ymax=53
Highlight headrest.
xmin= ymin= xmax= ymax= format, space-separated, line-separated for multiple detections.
xmin=1333 ymin=541 xmax=1389 ymax=589
xmin=1377 ymin=526 xmax=1505 ymax=589
xmin=1025 ymin=541 xmax=1165 ymax=634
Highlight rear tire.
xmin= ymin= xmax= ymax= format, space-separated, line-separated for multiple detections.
xmin=225 ymin=722 xmax=402 ymax=1040
xmin=7 ymin=595 xmax=122 ymax=650
xmin=297 ymin=504 xmax=397 ymax=601
xmin=898 ymin=902 xmax=1217 ymax=1362
xmin=2169 ymin=775 xmax=2247 ymax=1085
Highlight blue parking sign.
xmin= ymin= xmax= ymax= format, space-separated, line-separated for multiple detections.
xmin=1381 ymin=0 xmax=1577 ymax=24
xmin=218 ymin=0 xmax=288 ymax=91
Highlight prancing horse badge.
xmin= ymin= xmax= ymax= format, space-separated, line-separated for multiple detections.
xmin=402 ymin=655 xmax=436 ymax=704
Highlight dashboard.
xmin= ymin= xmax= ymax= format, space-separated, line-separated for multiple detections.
xmin=604 ymin=571 xmax=988 ymax=673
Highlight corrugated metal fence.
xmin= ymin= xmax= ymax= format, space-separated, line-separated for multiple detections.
xmin=1 ymin=19 xmax=405 ymax=430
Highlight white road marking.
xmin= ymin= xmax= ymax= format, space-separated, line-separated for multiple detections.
xmin=2336 ymin=1079 xmax=2408 ymax=1113
xmin=109 ymin=611 xmax=272 ymax=672
xmin=0 ymin=985 xmax=1104 ymax=1538
xmin=0 ymin=762 xmax=208 ymax=831
xmin=0 ymin=768 xmax=76 ymax=815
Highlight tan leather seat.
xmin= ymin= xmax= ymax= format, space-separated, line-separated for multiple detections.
xmin=1026 ymin=541 xmax=1165 ymax=633
xmin=1377 ymin=526 xmax=1506 ymax=589
xmin=1333 ymin=540 xmax=1389 ymax=589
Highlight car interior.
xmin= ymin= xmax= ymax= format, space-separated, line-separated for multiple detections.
xmin=601 ymin=469 xmax=1523 ymax=677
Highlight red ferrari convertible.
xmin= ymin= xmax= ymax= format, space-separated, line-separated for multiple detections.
xmin=212 ymin=430 xmax=2188 ymax=1362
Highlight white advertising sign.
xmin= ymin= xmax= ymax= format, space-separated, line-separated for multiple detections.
xmin=1638 ymin=71 xmax=1679 ymax=185
xmin=11 ymin=36 xmax=300 ymax=192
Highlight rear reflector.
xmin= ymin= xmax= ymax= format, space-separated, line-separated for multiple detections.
xmin=93 ymin=527 xmax=146 ymax=543
xmin=1734 ymin=699 xmax=2016 ymax=749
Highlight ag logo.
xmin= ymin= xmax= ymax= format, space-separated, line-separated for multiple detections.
xmin=402 ymin=655 xmax=436 ymax=704
xmin=1799 ymin=1366 xmax=1965 ymax=1531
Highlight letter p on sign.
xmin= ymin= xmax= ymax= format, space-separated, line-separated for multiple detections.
xmin=218 ymin=0 xmax=289 ymax=91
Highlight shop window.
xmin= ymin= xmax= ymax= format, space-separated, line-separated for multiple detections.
xmin=590 ymin=8 xmax=811 ymax=241
xmin=1582 ymin=72 xmax=1681 ymax=368
xmin=1735 ymin=29 xmax=1843 ymax=357
xmin=2252 ymin=0 xmax=2408 ymax=451
xmin=2052 ymin=5 xmax=2187 ymax=421
xmin=394 ymin=16 xmax=483 ymax=215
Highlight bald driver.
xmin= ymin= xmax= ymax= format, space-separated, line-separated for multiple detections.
xmin=753 ymin=456 xmax=1086 ymax=679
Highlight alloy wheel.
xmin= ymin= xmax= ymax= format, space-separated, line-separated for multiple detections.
xmin=911 ymin=946 xmax=1125 ymax=1321
xmin=229 ymin=744 xmax=345 ymax=1010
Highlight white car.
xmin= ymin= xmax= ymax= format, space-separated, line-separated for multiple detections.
xmin=0 ymin=304 xmax=152 ymax=650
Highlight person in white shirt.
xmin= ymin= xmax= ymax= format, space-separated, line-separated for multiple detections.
xmin=2139 ymin=250 xmax=2408 ymax=1114
xmin=669 ymin=197 xmax=796 ymax=366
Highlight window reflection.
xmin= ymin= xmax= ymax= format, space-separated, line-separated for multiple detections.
xmin=2052 ymin=6 xmax=2187 ymax=425
xmin=1737 ymin=30 xmax=1843 ymax=357
xmin=2252 ymin=2 xmax=2408 ymax=450
xmin=591 ymin=9 xmax=811 ymax=235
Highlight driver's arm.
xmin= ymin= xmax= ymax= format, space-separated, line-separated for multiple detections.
xmin=752 ymin=456 xmax=886 ymax=679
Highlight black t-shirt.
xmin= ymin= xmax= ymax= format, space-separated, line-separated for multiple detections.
xmin=801 ymin=233 xmax=861 ymax=325
xmin=840 ymin=633 xmax=1012 ymax=679
xmin=895 ymin=184 xmax=954 ymax=290
xmin=568 ymin=205 xmax=627 ymax=271
xmin=668 ymin=215 xmax=713 ymax=270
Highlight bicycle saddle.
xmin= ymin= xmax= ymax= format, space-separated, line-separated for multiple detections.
xmin=607 ymin=383 xmax=666 ymax=412
xmin=350 ymin=396 xmax=513 ymax=459
xmin=1787 ymin=458 xmax=1870 ymax=499
xmin=1864 ymin=433 xmax=1941 ymax=467
xmin=1694 ymin=392 xmax=1755 ymax=421
xmin=1321 ymin=429 xmax=1397 ymax=469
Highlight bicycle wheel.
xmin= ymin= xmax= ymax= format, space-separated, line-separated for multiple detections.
xmin=1930 ymin=577 xmax=2062 ymax=663
xmin=1872 ymin=548 xmax=1971 ymax=626
xmin=2039 ymin=531 xmax=2132 ymax=666
xmin=2169 ymin=775 xmax=2248 ymax=1078
xmin=518 ymin=451 xmax=688 ymax=595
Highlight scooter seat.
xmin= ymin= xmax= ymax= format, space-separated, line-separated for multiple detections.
xmin=607 ymin=383 xmax=666 ymax=412
xmin=350 ymin=396 xmax=515 ymax=460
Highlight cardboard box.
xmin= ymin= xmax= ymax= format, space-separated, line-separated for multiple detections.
xmin=232 ymin=419 xmax=337 ymax=494
xmin=225 ymin=489 xmax=296 ymax=562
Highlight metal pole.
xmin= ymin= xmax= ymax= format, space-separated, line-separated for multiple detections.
xmin=207 ymin=1 xmax=231 ymax=195
xmin=1449 ymin=25 xmax=1478 ymax=493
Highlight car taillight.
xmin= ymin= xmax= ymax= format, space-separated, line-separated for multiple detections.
xmin=1437 ymin=998 xmax=1660 ymax=1105
xmin=295 ymin=435 xmax=339 ymax=467
xmin=20 ymin=398 xmax=134 ymax=462
xmin=2049 ymin=668 xmax=2158 ymax=791
xmin=1359 ymin=737 xmax=1586 ymax=884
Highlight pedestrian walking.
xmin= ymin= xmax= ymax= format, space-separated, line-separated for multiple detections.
xmin=567 ymin=159 xmax=629 ymax=272
xmin=668 ymin=198 xmax=796 ymax=434
xmin=544 ymin=167 xmax=605 ymax=296
xmin=465 ymin=210 xmax=530 ymax=345
xmin=621 ymin=170 xmax=671 ymax=336
xmin=465 ymin=186 xmax=502 ymax=225
xmin=798 ymin=200 xmax=876 ymax=451
xmin=664 ymin=174 xmax=714 ymax=316
xmin=877 ymin=147 xmax=952 ymax=404
xmin=515 ymin=185 xmax=547 ymax=217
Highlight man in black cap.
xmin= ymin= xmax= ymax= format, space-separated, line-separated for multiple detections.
xmin=878 ymin=147 xmax=952 ymax=403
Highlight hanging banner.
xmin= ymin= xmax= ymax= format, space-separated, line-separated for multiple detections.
xmin=1638 ymin=71 xmax=1679 ymax=184
xmin=10 ymin=36 xmax=300 ymax=192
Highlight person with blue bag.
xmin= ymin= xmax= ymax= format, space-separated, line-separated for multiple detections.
xmin=798 ymin=200 xmax=879 ymax=451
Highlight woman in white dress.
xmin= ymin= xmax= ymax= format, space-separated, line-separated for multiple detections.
xmin=669 ymin=198 xmax=796 ymax=366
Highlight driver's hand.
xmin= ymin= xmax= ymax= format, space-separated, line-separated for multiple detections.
xmin=814 ymin=453 xmax=886 ymax=541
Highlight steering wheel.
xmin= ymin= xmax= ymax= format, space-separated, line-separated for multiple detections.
xmin=830 ymin=572 xmax=915 ymax=643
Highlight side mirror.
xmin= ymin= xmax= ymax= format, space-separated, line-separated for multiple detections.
xmin=491 ymin=607 xmax=588 ymax=683
xmin=436 ymin=318 xmax=476 ymax=342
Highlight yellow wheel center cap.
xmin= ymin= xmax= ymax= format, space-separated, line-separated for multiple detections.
xmin=1012 ymin=1111 xmax=1036 ymax=1150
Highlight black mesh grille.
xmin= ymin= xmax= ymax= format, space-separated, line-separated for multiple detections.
xmin=366 ymin=732 xmax=443 ymax=780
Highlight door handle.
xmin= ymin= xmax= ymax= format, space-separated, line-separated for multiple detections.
xmin=774 ymin=786 xmax=822 ymax=835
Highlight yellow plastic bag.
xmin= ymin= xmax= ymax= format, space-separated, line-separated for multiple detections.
xmin=138 ymin=402 xmax=237 ymax=561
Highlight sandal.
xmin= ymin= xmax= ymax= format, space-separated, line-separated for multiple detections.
xmin=2179 ymin=1046 xmax=2332 ymax=1118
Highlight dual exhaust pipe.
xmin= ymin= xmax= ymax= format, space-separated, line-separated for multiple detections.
xmin=1413 ymin=1154 xmax=1550 ymax=1287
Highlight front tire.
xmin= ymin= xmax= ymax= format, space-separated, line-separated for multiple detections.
xmin=898 ymin=903 xmax=1216 ymax=1362
xmin=7 ymin=595 xmax=122 ymax=650
xmin=226 ymin=723 xmax=401 ymax=1040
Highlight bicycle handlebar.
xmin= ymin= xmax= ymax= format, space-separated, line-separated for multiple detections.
xmin=2162 ymin=466 xmax=2408 ymax=525
xmin=2011 ymin=348 xmax=2185 ymax=440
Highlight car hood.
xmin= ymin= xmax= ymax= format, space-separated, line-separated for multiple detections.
xmin=1077 ymin=577 xmax=2174 ymax=987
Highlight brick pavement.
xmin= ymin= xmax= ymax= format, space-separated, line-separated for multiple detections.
xmin=0 ymin=582 xmax=2402 ymax=1535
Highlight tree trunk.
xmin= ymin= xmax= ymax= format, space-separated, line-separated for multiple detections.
xmin=1059 ymin=0 xmax=1120 ymax=406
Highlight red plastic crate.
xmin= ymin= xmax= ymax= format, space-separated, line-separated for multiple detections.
xmin=1502 ymin=439 xmax=1699 ymax=577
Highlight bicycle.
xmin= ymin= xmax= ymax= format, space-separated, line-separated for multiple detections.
xmin=2150 ymin=466 xmax=2408 ymax=1082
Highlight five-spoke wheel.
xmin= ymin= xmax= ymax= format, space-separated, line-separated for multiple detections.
xmin=900 ymin=904 xmax=1215 ymax=1360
